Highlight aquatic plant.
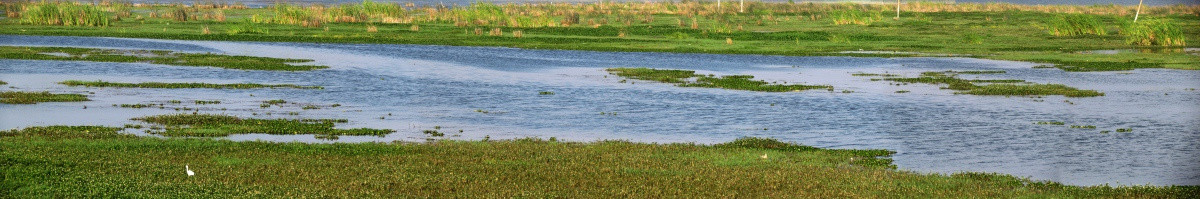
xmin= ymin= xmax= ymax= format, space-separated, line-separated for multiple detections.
xmin=59 ymin=80 xmax=322 ymax=89
xmin=0 ymin=46 xmax=325 ymax=71
xmin=1036 ymin=121 xmax=1066 ymax=125
xmin=0 ymin=91 xmax=88 ymax=104
xmin=1116 ymin=128 xmax=1133 ymax=132
xmin=194 ymin=100 xmax=221 ymax=105
xmin=118 ymin=104 xmax=159 ymax=108
xmin=1120 ymin=18 xmax=1186 ymax=46
xmin=538 ymin=91 xmax=555 ymax=95
xmin=962 ymin=84 xmax=1104 ymax=97
xmin=883 ymin=72 xmax=1102 ymax=97
xmin=607 ymin=68 xmax=830 ymax=92
xmin=1045 ymin=14 xmax=1106 ymax=36
xmin=18 ymin=1 xmax=112 ymax=26
xmin=132 ymin=114 xmax=393 ymax=137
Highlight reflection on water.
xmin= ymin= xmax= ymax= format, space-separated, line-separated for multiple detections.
xmin=1 ymin=35 xmax=1198 ymax=186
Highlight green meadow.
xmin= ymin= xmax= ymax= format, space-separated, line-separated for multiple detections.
xmin=2 ymin=126 xmax=1197 ymax=197
xmin=0 ymin=1 xmax=1196 ymax=71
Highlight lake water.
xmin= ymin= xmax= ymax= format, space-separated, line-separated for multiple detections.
xmin=1 ymin=35 xmax=1198 ymax=186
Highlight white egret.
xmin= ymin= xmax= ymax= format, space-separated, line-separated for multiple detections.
xmin=186 ymin=165 xmax=195 ymax=176
xmin=760 ymin=154 xmax=768 ymax=159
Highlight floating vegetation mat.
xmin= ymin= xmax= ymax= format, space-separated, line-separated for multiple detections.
xmin=0 ymin=91 xmax=88 ymax=104
xmin=0 ymin=46 xmax=327 ymax=71
xmin=880 ymin=71 xmax=1103 ymax=97
xmin=59 ymin=80 xmax=323 ymax=89
xmin=131 ymin=114 xmax=393 ymax=137
xmin=607 ymin=68 xmax=831 ymax=92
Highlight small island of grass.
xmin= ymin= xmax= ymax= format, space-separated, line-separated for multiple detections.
xmin=0 ymin=91 xmax=89 ymax=104
xmin=607 ymin=67 xmax=831 ymax=92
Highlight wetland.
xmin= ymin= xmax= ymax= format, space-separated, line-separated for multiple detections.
xmin=1 ymin=0 xmax=1198 ymax=197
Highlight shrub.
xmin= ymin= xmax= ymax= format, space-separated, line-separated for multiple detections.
xmin=1045 ymin=14 xmax=1106 ymax=36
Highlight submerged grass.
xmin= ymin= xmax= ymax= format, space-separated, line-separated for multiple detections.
xmin=607 ymin=67 xmax=830 ymax=92
xmin=1 ymin=126 xmax=1196 ymax=197
xmin=882 ymin=72 xmax=1103 ymax=97
xmin=0 ymin=91 xmax=89 ymax=104
xmin=0 ymin=46 xmax=327 ymax=71
xmin=132 ymin=114 xmax=393 ymax=137
xmin=59 ymin=80 xmax=322 ymax=89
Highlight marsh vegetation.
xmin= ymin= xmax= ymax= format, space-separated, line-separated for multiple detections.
xmin=879 ymin=71 xmax=1104 ymax=97
xmin=59 ymin=80 xmax=323 ymax=89
xmin=2 ymin=126 xmax=1195 ymax=197
xmin=0 ymin=46 xmax=327 ymax=71
xmin=0 ymin=91 xmax=88 ymax=104
xmin=607 ymin=67 xmax=830 ymax=92
xmin=131 ymin=114 xmax=394 ymax=137
xmin=0 ymin=1 xmax=1195 ymax=71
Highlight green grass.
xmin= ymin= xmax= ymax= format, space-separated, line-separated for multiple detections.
xmin=882 ymin=72 xmax=1103 ymax=97
xmin=1 ymin=126 xmax=1196 ymax=197
xmin=962 ymin=84 xmax=1104 ymax=97
xmin=0 ymin=80 xmax=6 ymax=85
xmin=1121 ymin=18 xmax=1187 ymax=46
xmin=0 ymin=46 xmax=328 ymax=71
xmin=1 ymin=2 xmax=1196 ymax=72
xmin=131 ymin=114 xmax=393 ymax=137
xmin=59 ymin=80 xmax=323 ymax=89
xmin=1045 ymin=14 xmax=1107 ymax=36
xmin=0 ymin=91 xmax=89 ymax=104
xmin=607 ymin=67 xmax=831 ymax=92
xmin=17 ymin=1 xmax=111 ymax=26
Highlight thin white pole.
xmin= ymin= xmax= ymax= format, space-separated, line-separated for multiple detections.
xmin=740 ymin=0 xmax=744 ymax=13
xmin=895 ymin=0 xmax=901 ymax=19
xmin=718 ymin=0 xmax=722 ymax=12
xmin=1134 ymin=0 xmax=1143 ymax=22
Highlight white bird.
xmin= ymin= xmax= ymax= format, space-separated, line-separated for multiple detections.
xmin=760 ymin=154 xmax=768 ymax=159
xmin=186 ymin=165 xmax=195 ymax=176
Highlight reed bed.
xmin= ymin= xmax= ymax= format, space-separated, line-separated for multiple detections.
xmin=1045 ymin=14 xmax=1107 ymax=36
xmin=0 ymin=91 xmax=89 ymax=104
xmin=59 ymin=80 xmax=322 ymax=89
xmin=1121 ymin=18 xmax=1186 ymax=46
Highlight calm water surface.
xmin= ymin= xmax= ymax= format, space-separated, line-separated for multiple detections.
xmin=1 ymin=35 xmax=1198 ymax=186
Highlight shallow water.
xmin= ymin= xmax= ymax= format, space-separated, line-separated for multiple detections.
xmin=1 ymin=35 xmax=1198 ymax=186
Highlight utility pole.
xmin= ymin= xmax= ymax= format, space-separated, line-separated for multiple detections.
xmin=895 ymin=0 xmax=901 ymax=20
xmin=1134 ymin=0 xmax=1144 ymax=22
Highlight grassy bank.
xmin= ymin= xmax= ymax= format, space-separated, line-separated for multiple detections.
xmin=0 ymin=91 xmax=88 ymax=104
xmin=0 ymin=46 xmax=327 ymax=71
xmin=59 ymin=80 xmax=323 ymax=89
xmin=0 ymin=1 xmax=1196 ymax=71
xmin=1 ymin=126 xmax=1196 ymax=197
xmin=607 ymin=67 xmax=831 ymax=92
